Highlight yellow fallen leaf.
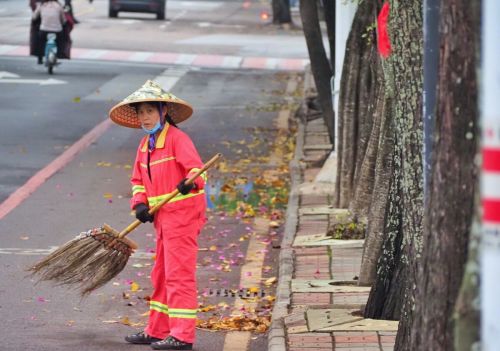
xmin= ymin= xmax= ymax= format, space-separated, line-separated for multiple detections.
xmin=209 ymin=245 xmax=217 ymax=251
xmin=249 ymin=287 xmax=260 ymax=293
xmin=198 ymin=305 xmax=217 ymax=312
xmin=130 ymin=282 xmax=140 ymax=292
xmin=264 ymin=277 xmax=277 ymax=286
xmin=269 ymin=221 xmax=280 ymax=228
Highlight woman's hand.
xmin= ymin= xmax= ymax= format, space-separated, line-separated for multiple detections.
xmin=134 ymin=203 xmax=154 ymax=223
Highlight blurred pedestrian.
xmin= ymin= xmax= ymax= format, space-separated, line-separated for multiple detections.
xmin=32 ymin=0 xmax=66 ymax=64
xmin=109 ymin=80 xmax=207 ymax=351
xmin=29 ymin=0 xmax=41 ymax=11
xmin=64 ymin=0 xmax=79 ymax=23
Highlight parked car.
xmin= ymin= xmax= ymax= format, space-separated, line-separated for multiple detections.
xmin=109 ymin=0 xmax=166 ymax=20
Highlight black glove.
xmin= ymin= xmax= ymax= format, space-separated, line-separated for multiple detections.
xmin=134 ymin=203 xmax=154 ymax=223
xmin=176 ymin=178 xmax=195 ymax=195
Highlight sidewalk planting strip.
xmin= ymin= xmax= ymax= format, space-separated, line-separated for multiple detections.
xmin=269 ymin=67 xmax=397 ymax=351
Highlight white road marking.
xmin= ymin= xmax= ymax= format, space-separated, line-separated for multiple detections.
xmin=0 ymin=78 xmax=67 ymax=85
xmin=0 ymin=71 xmax=19 ymax=79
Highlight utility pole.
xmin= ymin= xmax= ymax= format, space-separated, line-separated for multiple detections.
xmin=480 ymin=1 xmax=500 ymax=350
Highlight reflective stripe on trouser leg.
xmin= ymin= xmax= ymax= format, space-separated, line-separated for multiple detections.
xmin=145 ymin=232 xmax=170 ymax=339
xmin=165 ymin=231 xmax=199 ymax=344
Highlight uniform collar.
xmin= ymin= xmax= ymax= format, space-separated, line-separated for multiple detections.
xmin=141 ymin=123 xmax=170 ymax=152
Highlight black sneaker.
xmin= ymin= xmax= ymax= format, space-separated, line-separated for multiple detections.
xmin=151 ymin=336 xmax=193 ymax=350
xmin=125 ymin=331 xmax=162 ymax=344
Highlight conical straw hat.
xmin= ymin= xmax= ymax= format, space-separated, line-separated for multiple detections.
xmin=108 ymin=80 xmax=193 ymax=128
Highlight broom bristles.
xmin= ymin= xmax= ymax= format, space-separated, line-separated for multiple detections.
xmin=27 ymin=227 xmax=132 ymax=296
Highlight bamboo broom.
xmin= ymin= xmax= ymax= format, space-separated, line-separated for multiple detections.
xmin=28 ymin=153 xmax=223 ymax=296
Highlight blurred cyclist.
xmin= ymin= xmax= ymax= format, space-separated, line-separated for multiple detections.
xmin=32 ymin=0 xmax=66 ymax=64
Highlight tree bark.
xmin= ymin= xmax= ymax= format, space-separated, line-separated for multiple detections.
xmin=300 ymin=0 xmax=335 ymax=143
xmin=409 ymin=0 xmax=479 ymax=349
xmin=322 ymin=0 xmax=336 ymax=69
xmin=358 ymin=87 xmax=394 ymax=285
xmin=272 ymin=0 xmax=292 ymax=24
xmin=333 ymin=0 xmax=377 ymax=208
xmin=364 ymin=3 xmax=424 ymax=346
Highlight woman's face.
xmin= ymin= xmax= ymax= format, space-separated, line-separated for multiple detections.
xmin=136 ymin=103 xmax=163 ymax=130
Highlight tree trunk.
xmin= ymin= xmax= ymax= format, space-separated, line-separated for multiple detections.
xmin=322 ymin=0 xmax=336 ymax=69
xmin=453 ymin=7 xmax=481 ymax=350
xmin=300 ymin=0 xmax=335 ymax=143
xmin=408 ymin=0 xmax=479 ymax=350
xmin=453 ymin=214 xmax=481 ymax=351
xmin=358 ymin=88 xmax=394 ymax=285
xmin=333 ymin=0 xmax=377 ymax=208
xmin=363 ymin=3 xmax=424 ymax=346
xmin=272 ymin=0 xmax=292 ymax=24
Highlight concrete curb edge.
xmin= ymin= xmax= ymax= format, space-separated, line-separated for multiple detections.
xmin=267 ymin=113 xmax=306 ymax=351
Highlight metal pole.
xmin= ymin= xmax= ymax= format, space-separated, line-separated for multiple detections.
xmin=423 ymin=0 xmax=439 ymax=197
xmin=481 ymin=0 xmax=500 ymax=349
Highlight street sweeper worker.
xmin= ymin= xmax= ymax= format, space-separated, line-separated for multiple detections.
xmin=109 ymin=80 xmax=206 ymax=351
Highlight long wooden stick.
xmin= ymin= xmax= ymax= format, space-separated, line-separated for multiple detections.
xmin=117 ymin=153 xmax=222 ymax=238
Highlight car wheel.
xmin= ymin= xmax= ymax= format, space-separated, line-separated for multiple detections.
xmin=156 ymin=6 xmax=165 ymax=20
xmin=109 ymin=6 xmax=118 ymax=18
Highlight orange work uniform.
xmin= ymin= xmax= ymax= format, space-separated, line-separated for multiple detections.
xmin=130 ymin=123 xmax=206 ymax=343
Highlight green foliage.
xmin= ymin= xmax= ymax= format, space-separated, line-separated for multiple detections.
xmin=327 ymin=218 xmax=366 ymax=240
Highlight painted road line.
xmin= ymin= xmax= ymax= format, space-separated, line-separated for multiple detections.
xmin=0 ymin=78 xmax=67 ymax=85
xmin=222 ymin=217 xmax=269 ymax=351
xmin=78 ymin=49 xmax=107 ymax=60
xmin=222 ymin=56 xmax=243 ymax=69
xmin=222 ymin=331 xmax=251 ymax=351
xmin=175 ymin=54 xmax=197 ymax=66
xmin=0 ymin=45 xmax=17 ymax=55
xmin=129 ymin=51 xmax=154 ymax=62
xmin=0 ymin=45 xmax=310 ymax=71
xmin=0 ymin=71 xmax=19 ymax=78
xmin=0 ymin=119 xmax=113 ymax=220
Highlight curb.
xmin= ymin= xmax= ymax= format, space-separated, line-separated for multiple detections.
xmin=268 ymin=69 xmax=309 ymax=351
xmin=268 ymin=123 xmax=305 ymax=351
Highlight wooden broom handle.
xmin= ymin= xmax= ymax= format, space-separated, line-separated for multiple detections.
xmin=118 ymin=153 xmax=223 ymax=238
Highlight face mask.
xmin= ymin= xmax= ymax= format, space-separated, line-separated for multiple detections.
xmin=141 ymin=121 xmax=162 ymax=135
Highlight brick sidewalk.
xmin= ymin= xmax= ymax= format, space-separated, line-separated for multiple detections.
xmin=281 ymin=117 xmax=396 ymax=351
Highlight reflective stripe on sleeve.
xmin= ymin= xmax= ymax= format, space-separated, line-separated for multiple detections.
xmin=188 ymin=168 xmax=208 ymax=182
xmin=132 ymin=185 xmax=146 ymax=195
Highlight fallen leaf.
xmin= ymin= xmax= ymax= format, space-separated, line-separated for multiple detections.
xmin=264 ymin=277 xmax=277 ymax=286
xmin=130 ymin=282 xmax=140 ymax=292
xmin=269 ymin=221 xmax=280 ymax=228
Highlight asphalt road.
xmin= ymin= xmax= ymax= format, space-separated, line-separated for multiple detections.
xmin=0 ymin=0 xmax=304 ymax=348
xmin=0 ymin=0 xmax=308 ymax=57
xmin=0 ymin=54 xmax=298 ymax=350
